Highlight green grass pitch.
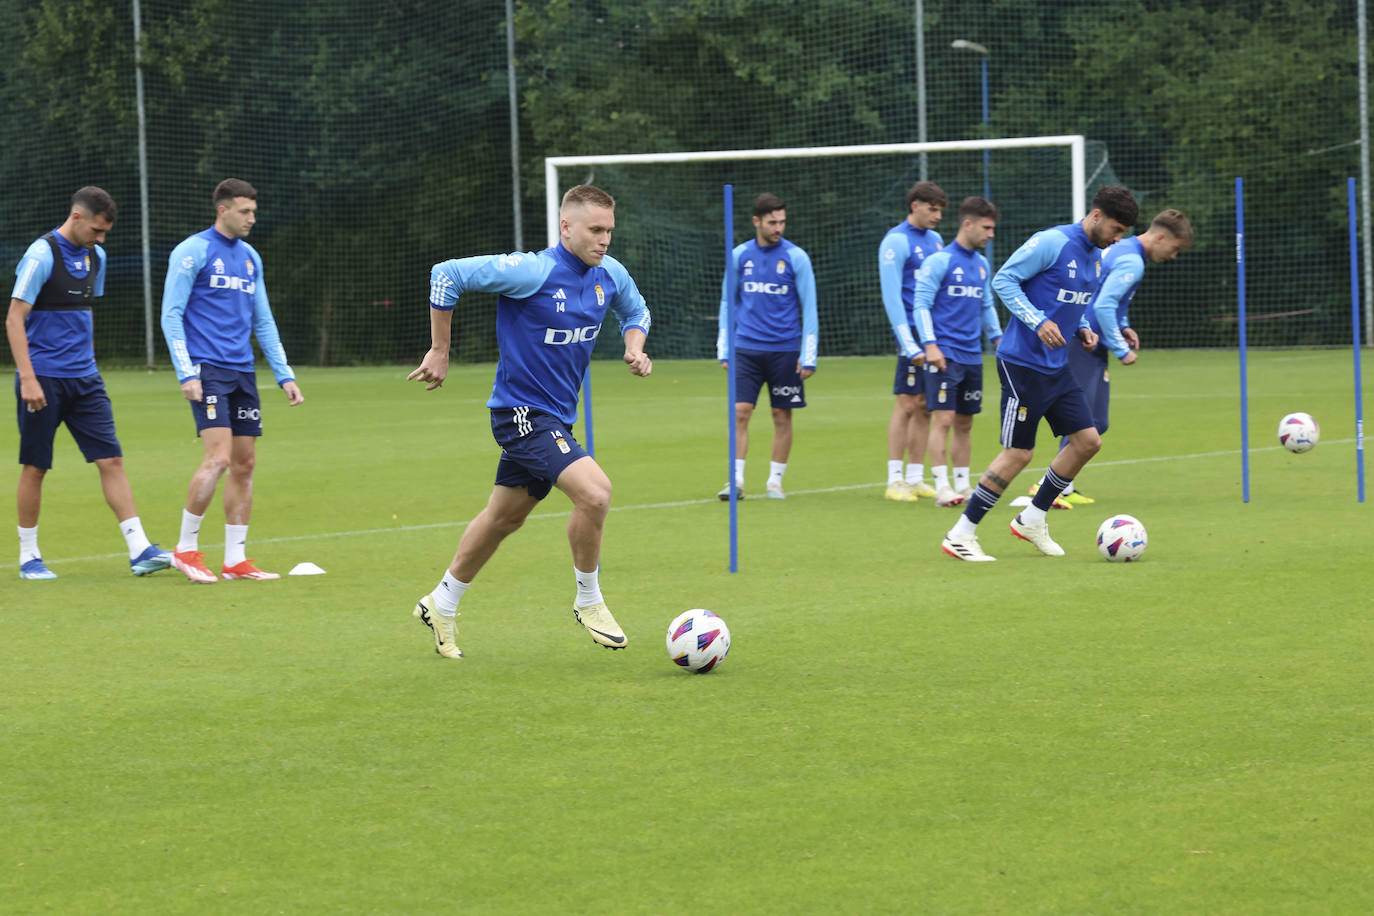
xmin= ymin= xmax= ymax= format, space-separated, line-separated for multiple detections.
xmin=2 ymin=350 xmax=1370 ymax=913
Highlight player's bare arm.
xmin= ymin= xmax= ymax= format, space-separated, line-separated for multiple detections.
xmin=623 ymin=328 xmax=652 ymax=377
xmin=5 ymin=298 xmax=46 ymax=410
xmin=282 ymin=380 xmax=304 ymax=405
xmin=922 ymin=342 xmax=947 ymax=372
xmin=408 ymin=307 xmax=453 ymax=390
xmin=1037 ymin=319 xmax=1065 ymax=349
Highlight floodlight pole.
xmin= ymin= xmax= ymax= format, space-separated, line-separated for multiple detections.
xmin=952 ymin=39 xmax=992 ymax=260
xmin=915 ymin=0 xmax=928 ymax=179
xmin=131 ymin=0 xmax=154 ymax=370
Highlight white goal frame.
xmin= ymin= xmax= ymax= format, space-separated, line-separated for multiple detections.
xmin=544 ymin=135 xmax=1087 ymax=247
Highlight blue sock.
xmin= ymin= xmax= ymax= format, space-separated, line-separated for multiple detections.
xmin=1031 ymin=468 xmax=1073 ymax=512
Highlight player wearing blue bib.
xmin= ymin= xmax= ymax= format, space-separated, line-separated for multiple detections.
xmin=716 ymin=193 xmax=818 ymax=500
xmin=941 ymin=185 xmax=1138 ymax=562
xmin=913 ymin=197 xmax=1003 ymax=509
xmin=160 ymin=179 xmax=304 ymax=584
xmin=408 ymin=185 xmax=653 ymax=659
xmin=6 ymin=187 xmax=173 ymax=580
xmin=1033 ymin=209 xmax=1193 ymax=505
xmin=879 ymin=180 xmax=946 ymax=502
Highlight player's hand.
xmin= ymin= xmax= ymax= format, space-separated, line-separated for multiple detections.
xmin=1123 ymin=328 xmax=1140 ymax=349
xmin=923 ymin=343 xmax=947 ymax=373
xmin=798 ymin=363 xmax=815 ymax=381
xmin=1078 ymin=328 xmax=1099 ymax=350
xmin=282 ymin=380 xmax=304 ymax=405
xmin=909 ymin=353 xmax=926 ymax=369
xmin=18 ymin=376 xmax=46 ymax=411
xmin=407 ymin=348 xmax=449 ymax=390
xmin=624 ymin=349 xmax=653 ymax=377
xmin=1037 ymin=320 xmax=1065 ymax=349
xmin=180 ymin=378 xmax=204 ymax=402
xmin=1120 ymin=349 xmax=1139 ymax=366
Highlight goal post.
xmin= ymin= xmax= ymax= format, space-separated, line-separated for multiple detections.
xmin=545 ymin=135 xmax=1087 ymax=248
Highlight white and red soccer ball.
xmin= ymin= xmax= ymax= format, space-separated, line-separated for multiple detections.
xmin=1277 ymin=412 xmax=1319 ymax=453
xmin=1097 ymin=514 xmax=1148 ymax=562
xmin=666 ymin=609 xmax=731 ymax=673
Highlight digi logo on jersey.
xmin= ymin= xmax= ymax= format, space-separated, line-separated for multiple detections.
xmin=743 ymin=281 xmax=790 ymax=295
xmin=544 ymin=325 xmax=601 ymax=345
xmin=209 ymin=275 xmax=257 ymax=293
xmin=1055 ymin=288 xmax=1094 ymax=306
xmin=946 ymin=285 xmax=983 ymax=298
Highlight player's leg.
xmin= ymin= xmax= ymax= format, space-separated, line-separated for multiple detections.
xmin=556 ymin=455 xmax=627 ymax=648
xmin=767 ymin=407 xmax=793 ymax=498
xmin=1009 ymin=378 xmax=1100 ymax=556
xmin=219 ymin=436 xmax=281 ymax=580
xmin=885 ymin=355 xmax=921 ymax=500
xmin=720 ymin=351 xmax=764 ymax=499
xmin=905 ymin=390 xmax=935 ymax=498
xmin=763 ymin=353 xmax=803 ymax=499
xmin=173 ymin=426 xmax=232 ymax=583
xmin=1057 ymin=344 xmax=1105 ymax=504
xmin=16 ymin=466 xmax=54 ymax=579
xmin=15 ymin=375 xmax=59 ymax=578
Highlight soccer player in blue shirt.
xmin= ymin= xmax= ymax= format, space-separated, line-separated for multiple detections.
xmin=6 ymin=187 xmax=173 ymax=579
xmin=716 ymin=192 xmax=818 ymax=500
xmin=941 ymin=185 xmax=1139 ymax=562
xmin=878 ymin=181 xmax=946 ymax=502
xmin=1030 ymin=209 xmax=1193 ymax=505
xmin=161 ymin=179 xmax=304 ymax=584
xmin=407 ymin=185 xmax=652 ymax=658
xmin=912 ymin=197 xmax=1003 ymax=508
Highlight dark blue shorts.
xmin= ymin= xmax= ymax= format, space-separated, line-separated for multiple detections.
xmin=490 ymin=407 xmax=589 ymax=501
xmin=15 ymin=373 xmax=122 ymax=469
xmin=734 ymin=348 xmax=805 ymax=409
xmin=191 ymin=364 xmax=262 ymax=436
xmin=1067 ymin=342 xmax=1111 ymax=434
xmin=996 ymin=358 xmax=1096 ymax=451
xmin=892 ymin=344 xmax=923 ymax=397
xmin=923 ymin=360 xmax=985 ymax=416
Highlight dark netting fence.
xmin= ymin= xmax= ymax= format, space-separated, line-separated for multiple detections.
xmin=1 ymin=0 xmax=1365 ymax=369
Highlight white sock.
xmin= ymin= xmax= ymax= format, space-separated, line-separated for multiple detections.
xmin=1019 ymin=504 xmax=1048 ymax=526
xmin=734 ymin=458 xmax=745 ymax=487
xmin=224 ymin=524 xmax=248 ymax=567
xmin=953 ymin=468 xmax=971 ymax=491
xmin=18 ymin=526 xmax=40 ymax=564
xmin=1062 ymin=480 xmax=1076 ymax=495
xmin=949 ymin=515 xmax=977 ymax=538
xmin=177 ymin=510 xmax=204 ymax=553
xmin=768 ymin=461 xmax=787 ymax=484
xmin=932 ymin=465 xmax=949 ymax=490
xmin=433 ymin=571 xmax=468 ymax=616
xmin=887 ymin=459 xmax=904 ymax=485
xmin=575 ymin=566 xmax=603 ymax=607
xmin=905 ymin=463 xmax=924 ymax=485
xmin=118 ymin=516 xmax=152 ymax=559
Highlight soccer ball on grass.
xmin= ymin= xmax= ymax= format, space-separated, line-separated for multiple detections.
xmin=1097 ymin=514 xmax=1148 ymax=562
xmin=666 ymin=609 xmax=731 ymax=673
xmin=1277 ymin=412 xmax=1319 ymax=453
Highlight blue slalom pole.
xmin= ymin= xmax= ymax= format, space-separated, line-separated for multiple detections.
xmin=581 ymin=364 xmax=595 ymax=457
xmin=1236 ymin=177 xmax=1250 ymax=503
xmin=724 ymin=184 xmax=739 ymax=572
xmin=1349 ymin=177 xmax=1366 ymax=502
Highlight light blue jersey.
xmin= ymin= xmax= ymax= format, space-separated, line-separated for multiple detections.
xmin=993 ymin=222 xmax=1103 ymax=374
xmin=11 ymin=231 xmax=106 ymax=378
xmin=429 ymin=242 xmax=651 ymax=426
xmin=716 ymin=238 xmax=818 ymax=366
xmin=161 ymin=227 xmax=294 ymax=385
xmin=878 ymin=220 xmax=943 ymax=358
xmin=912 ymin=241 xmax=1002 ymax=365
xmin=1089 ymin=236 xmax=1145 ymax=359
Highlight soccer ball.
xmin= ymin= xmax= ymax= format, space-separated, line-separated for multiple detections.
xmin=1277 ymin=412 xmax=1319 ymax=453
xmin=1097 ymin=514 xmax=1148 ymax=562
xmin=666 ymin=609 xmax=731 ymax=673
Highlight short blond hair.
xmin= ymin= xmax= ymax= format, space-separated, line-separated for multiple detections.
xmin=561 ymin=185 xmax=615 ymax=211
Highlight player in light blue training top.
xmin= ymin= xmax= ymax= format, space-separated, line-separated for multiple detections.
xmin=408 ymin=185 xmax=652 ymax=659
xmin=716 ymin=192 xmax=818 ymax=500
xmin=912 ymin=196 xmax=1003 ymax=509
xmin=1034 ymin=208 xmax=1193 ymax=505
xmin=6 ymin=186 xmax=173 ymax=580
xmin=161 ymin=178 xmax=304 ymax=585
xmin=941 ymin=185 xmax=1138 ymax=562
xmin=878 ymin=180 xmax=946 ymax=502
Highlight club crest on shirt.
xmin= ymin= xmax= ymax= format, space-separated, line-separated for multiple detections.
xmin=246 ymin=260 xmax=255 ymax=277
xmin=594 ymin=284 xmax=605 ymax=306
xmin=776 ymin=259 xmax=785 ymax=275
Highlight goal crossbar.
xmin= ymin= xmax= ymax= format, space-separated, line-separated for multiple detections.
xmin=544 ymin=135 xmax=1087 ymax=246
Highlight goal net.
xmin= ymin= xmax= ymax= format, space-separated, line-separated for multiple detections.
xmin=545 ymin=137 xmax=1120 ymax=361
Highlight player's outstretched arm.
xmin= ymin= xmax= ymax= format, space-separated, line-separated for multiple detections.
xmin=408 ymin=306 xmax=453 ymax=391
